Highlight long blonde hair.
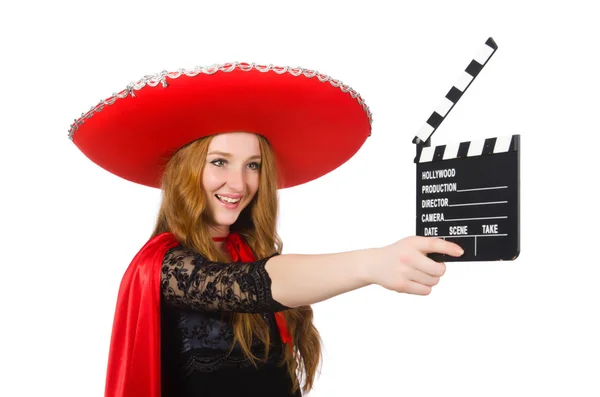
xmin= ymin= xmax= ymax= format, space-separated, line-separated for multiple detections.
xmin=150 ymin=134 xmax=322 ymax=394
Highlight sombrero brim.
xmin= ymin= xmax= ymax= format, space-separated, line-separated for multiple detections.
xmin=69 ymin=63 xmax=372 ymax=189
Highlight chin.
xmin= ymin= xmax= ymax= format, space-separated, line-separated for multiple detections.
xmin=214 ymin=213 xmax=240 ymax=226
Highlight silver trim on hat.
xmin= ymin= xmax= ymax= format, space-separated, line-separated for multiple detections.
xmin=68 ymin=62 xmax=373 ymax=140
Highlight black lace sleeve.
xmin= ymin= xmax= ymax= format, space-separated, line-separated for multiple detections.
xmin=160 ymin=246 xmax=291 ymax=313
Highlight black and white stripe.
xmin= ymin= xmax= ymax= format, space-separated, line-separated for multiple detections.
xmin=415 ymin=134 xmax=519 ymax=163
xmin=413 ymin=37 xmax=498 ymax=146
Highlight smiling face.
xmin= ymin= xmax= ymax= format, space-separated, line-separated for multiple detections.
xmin=202 ymin=132 xmax=262 ymax=237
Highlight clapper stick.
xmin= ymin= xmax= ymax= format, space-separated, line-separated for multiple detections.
xmin=413 ymin=37 xmax=498 ymax=149
xmin=412 ymin=37 xmax=521 ymax=262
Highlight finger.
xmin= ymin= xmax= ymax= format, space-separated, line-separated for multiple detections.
xmin=414 ymin=237 xmax=464 ymax=257
xmin=408 ymin=268 xmax=441 ymax=287
xmin=402 ymin=281 xmax=432 ymax=296
xmin=406 ymin=251 xmax=446 ymax=277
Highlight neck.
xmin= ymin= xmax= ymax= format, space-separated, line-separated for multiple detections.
xmin=208 ymin=224 xmax=230 ymax=240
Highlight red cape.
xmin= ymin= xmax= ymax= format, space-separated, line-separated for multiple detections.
xmin=104 ymin=231 xmax=292 ymax=397
xmin=105 ymin=232 xmax=179 ymax=397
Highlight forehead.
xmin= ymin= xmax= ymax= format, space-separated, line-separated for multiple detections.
xmin=208 ymin=132 xmax=261 ymax=155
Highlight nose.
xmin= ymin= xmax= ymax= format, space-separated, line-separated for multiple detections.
xmin=226 ymin=167 xmax=246 ymax=192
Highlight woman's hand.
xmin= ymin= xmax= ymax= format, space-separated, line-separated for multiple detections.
xmin=367 ymin=237 xmax=464 ymax=295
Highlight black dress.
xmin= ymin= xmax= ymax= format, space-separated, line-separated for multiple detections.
xmin=160 ymin=244 xmax=302 ymax=397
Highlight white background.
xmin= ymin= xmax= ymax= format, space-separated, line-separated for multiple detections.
xmin=2 ymin=1 xmax=599 ymax=396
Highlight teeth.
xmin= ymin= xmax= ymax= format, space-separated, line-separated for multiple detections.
xmin=216 ymin=195 xmax=241 ymax=203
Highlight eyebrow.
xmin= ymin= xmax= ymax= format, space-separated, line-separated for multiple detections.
xmin=207 ymin=151 xmax=262 ymax=160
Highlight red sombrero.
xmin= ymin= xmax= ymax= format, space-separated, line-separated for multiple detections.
xmin=69 ymin=62 xmax=372 ymax=189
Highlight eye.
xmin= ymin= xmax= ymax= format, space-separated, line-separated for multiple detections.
xmin=248 ymin=162 xmax=261 ymax=170
xmin=211 ymin=159 xmax=226 ymax=167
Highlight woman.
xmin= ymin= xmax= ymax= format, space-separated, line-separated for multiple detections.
xmin=155 ymin=132 xmax=313 ymax=397
xmin=68 ymin=63 xmax=463 ymax=397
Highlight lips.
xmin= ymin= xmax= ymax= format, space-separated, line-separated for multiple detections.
xmin=215 ymin=194 xmax=242 ymax=203
xmin=215 ymin=194 xmax=241 ymax=209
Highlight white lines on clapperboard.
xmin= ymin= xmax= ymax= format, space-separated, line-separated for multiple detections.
xmin=448 ymin=201 xmax=507 ymax=207
xmin=443 ymin=216 xmax=507 ymax=222
xmin=440 ymin=234 xmax=508 ymax=238
xmin=456 ymin=186 xmax=508 ymax=193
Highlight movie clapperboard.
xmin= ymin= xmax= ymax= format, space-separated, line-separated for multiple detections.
xmin=413 ymin=38 xmax=520 ymax=262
